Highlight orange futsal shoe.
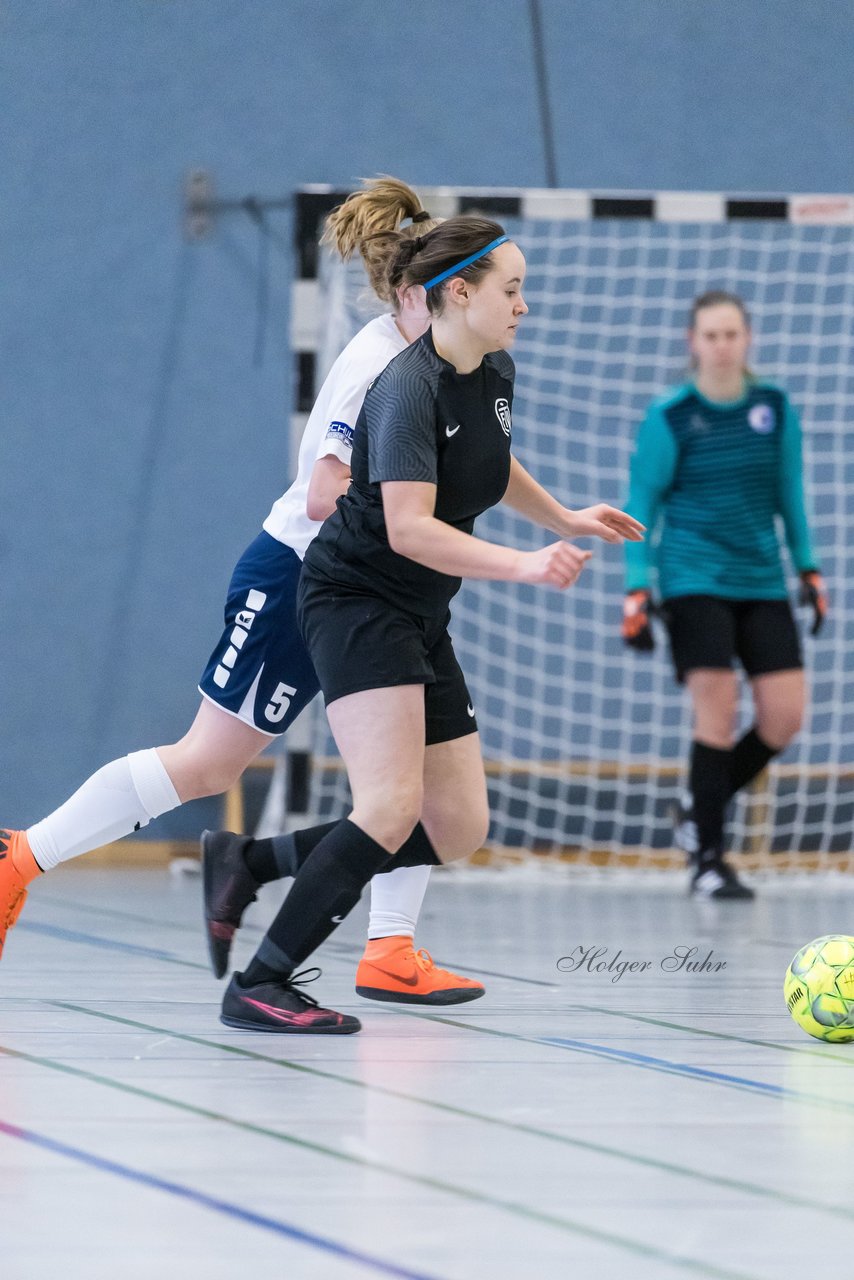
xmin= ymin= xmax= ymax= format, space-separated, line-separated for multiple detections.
xmin=355 ymin=935 xmax=485 ymax=1006
xmin=0 ymin=830 xmax=42 ymax=960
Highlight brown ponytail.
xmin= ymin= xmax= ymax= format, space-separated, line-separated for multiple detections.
xmin=377 ymin=216 xmax=508 ymax=315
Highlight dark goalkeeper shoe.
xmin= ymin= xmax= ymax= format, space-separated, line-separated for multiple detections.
xmin=220 ymin=968 xmax=361 ymax=1034
xmin=690 ymin=860 xmax=755 ymax=901
xmin=201 ymin=829 xmax=261 ymax=978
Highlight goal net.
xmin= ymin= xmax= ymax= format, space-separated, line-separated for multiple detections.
xmin=299 ymin=202 xmax=854 ymax=874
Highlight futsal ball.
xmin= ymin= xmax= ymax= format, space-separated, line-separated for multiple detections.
xmin=784 ymin=934 xmax=854 ymax=1043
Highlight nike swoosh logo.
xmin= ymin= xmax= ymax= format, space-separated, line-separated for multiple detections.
xmin=445 ymin=424 xmax=460 ymax=438
xmin=467 ymin=704 xmax=475 ymax=717
xmin=367 ymin=965 xmax=421 ymax=987
xmin=331 ymin=914 xmax=344 ymax=924
xmin=242 ymin=997 xmax=339 ymax=1025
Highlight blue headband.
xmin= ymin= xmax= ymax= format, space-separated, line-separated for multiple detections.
xmin=422 ymin=235 xmax=509 ymax=291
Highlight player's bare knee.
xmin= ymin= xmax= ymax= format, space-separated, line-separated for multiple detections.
xmin=694 ymin=718 xmax=736 ymax=750
xmin=759 ymin=707 xmax=803 ymax=750
xmin=427 ymin=807 xmax=489 ymax=863
xmin=166 ymin=748 xmax=243 ymax=800
xmin=355 ymin=791 xmax=422 ymax=853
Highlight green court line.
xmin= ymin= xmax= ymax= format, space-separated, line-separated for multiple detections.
xmin=48 ymin=1000 xmax=854 ymax=1225
xmin=574 ymin=1005 xmax=854 ymax=1066
xmin=0 ymin=1038 xmax=759 ymax=1280
xmin=389 ymin=1008 xmax=854 ymax=1114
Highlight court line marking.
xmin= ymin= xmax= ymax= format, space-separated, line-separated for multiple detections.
xmin=16 ymin=920 xmax=209 ymax=969
xmin=16 ymin=913 xmax=854 ymax=1103
xmin=0 ymin=1038 xmax=761 ymax=1280
xmin=572 ymin=1004 xmax=854 ymax=1066
xmin=48 ymin=999 xmax=854 ymax=1224
xmin=18 ymin=908 xmax=854 ymax=1090
xmin=28 ymin=892 xmax=557 ymax=986
xmin=393 ymin=1009 xmax=854 ymax=1114
xmin=0 ymin=1117 xmax=445 ymax=1280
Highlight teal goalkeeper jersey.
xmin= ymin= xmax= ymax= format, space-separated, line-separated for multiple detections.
xmin=624 ymin=381 xmax=818 ymax=601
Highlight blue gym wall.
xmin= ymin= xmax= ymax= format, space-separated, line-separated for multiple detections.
xmin=2 ymin=0 xmax=852 ymax=833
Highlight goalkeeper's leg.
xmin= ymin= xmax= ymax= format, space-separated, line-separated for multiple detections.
xmin=733 ymin=601 xmax=805 ymax=800
xmin=683 ymin=669 xmax=754 ymax=900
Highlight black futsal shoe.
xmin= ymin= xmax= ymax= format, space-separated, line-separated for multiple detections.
xmin=220 ymin=968 xmax=361 ymax=1034
xmin=201 ymin=829 xmax=261 ymax=978
xmin=690 ymin=858 xmax=755 ymax=900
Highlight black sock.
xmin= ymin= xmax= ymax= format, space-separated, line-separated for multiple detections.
xmin=241 ymin=836 xmax=283 ymax=884
xmin=242 ymin=819 xmax=392 ymax=984
xmin=375 ymin=823 xmax=440 ymax=873
xmin=261 ymin=822 xmax=339 ymax=881
xmin=728 ymin=727 xmax=778 ymax=799
xmin=255 ymin=819 xmax=439 ymax=883
xmin=689 ymin=741 xmax=731 ymax=863
xmin=244 ymin=823 xmax=339 ymax=883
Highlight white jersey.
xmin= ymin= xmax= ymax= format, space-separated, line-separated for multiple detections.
xmin=263 ymin=313 xmax=408 ymax=558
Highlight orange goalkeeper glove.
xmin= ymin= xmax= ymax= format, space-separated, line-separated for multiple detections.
xmin=622 ymin=590 xmax=655 ymax=651
xmin=799 ymin=570 xmax=828 ymax=636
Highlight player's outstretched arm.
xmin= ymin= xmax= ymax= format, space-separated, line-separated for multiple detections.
xmin=501 ymin=457 xmax=644 ymax=543
xmin=382 ymin=479 xmax=591 ymax=590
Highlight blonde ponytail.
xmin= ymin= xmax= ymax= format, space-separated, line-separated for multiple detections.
xmin=320 ymin=175 xmax=441 ymax=305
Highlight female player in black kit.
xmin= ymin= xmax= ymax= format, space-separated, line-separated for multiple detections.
xmin=220 ymin=217 xmax=644 ymax=1033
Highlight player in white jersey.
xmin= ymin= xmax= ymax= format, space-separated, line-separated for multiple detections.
xmin=0 ymin=177 xmax=484 ymax=1006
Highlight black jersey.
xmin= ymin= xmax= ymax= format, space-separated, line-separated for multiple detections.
xmin=302 ymin=329 xmax=515 ymax=618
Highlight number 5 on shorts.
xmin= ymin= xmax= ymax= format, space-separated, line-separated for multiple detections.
xmin=265 ymin=682 xmax=297 ymax=723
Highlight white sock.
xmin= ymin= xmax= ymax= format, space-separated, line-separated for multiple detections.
xmin=27 ymin=749 xmax=181 ymax=871
xmin=367 ymin=864 xmax=431 ymax=940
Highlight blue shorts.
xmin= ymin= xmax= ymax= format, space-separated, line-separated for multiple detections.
xmin=198 ymin=531 xmax=320 ymax=735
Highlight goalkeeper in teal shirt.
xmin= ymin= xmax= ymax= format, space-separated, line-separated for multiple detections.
xmin=623 ymin=291 xmax=827 ymax=899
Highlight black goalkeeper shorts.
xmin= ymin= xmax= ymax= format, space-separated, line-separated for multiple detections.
xmin=662 ymin=595 xmax=803 ymax=683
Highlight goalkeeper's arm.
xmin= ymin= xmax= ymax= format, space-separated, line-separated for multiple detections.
xmin=621 ymin=405 xmax=676 ymax=651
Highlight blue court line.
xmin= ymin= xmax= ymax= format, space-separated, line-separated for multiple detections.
xmin=542 ymin=1036 xmax=788 ymax=1097
xmin=0 ymin=1118 xmax=446 ymax=1280
xmin=16 ymin=920 xmax=207 ymax=968
xmin=396 ymin=1009 xmax=852 ymax=1112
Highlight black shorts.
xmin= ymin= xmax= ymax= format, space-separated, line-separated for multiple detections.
xmin=662 ymin=595 xmax=803 ymax=684
xmin=297 ymin=573 xmax=477 ymax=746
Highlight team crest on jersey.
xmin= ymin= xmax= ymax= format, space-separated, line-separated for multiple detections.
xmin=495 ymin=398 xmax=512 ymax=436
xmin=748 ymin=403 xmax=775 ymax=434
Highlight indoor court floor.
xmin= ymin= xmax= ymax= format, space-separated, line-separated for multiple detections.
xmin=3 ymin=862 xmax=854 ymax=1279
